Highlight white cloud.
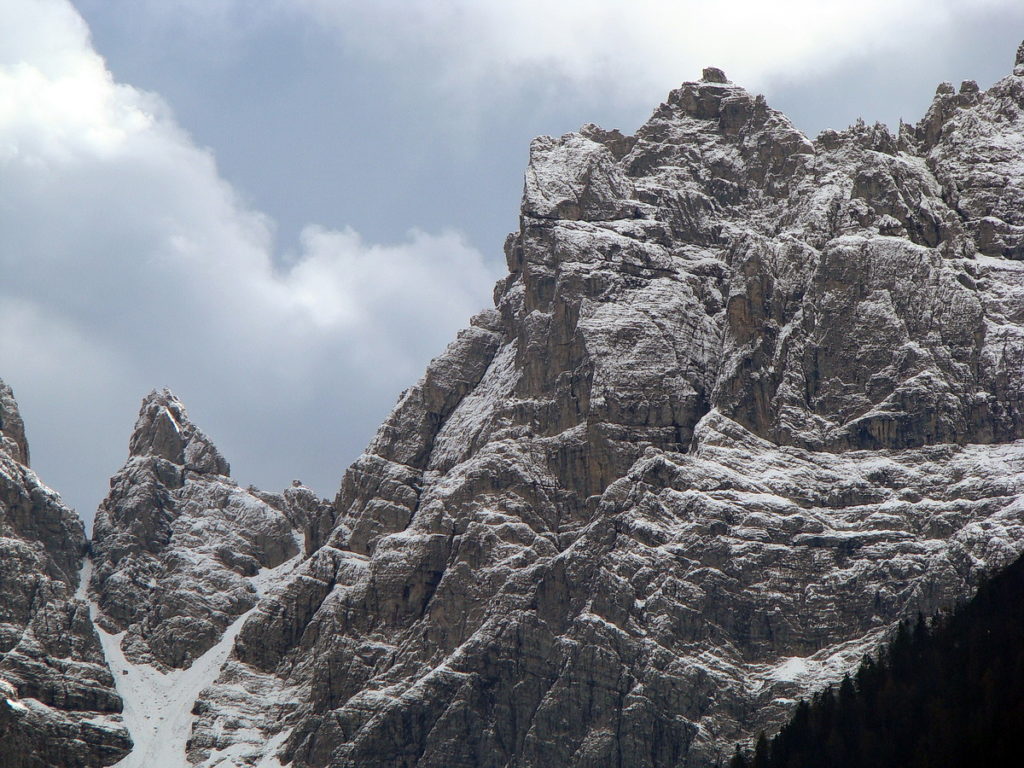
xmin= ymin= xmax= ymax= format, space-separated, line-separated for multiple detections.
xmin=291 ymin=0 xmax=1018 ymax=104
xmin=0 ymin=0 xmax=501 ymax=520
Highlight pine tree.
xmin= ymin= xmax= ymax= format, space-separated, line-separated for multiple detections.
xmin=728 ymin=744 xmax=749 ymax=768
xmin=751 ymin=731 xmax=769 ymax=768
xmin=746 ymin=548 xmax=1024 ymax=768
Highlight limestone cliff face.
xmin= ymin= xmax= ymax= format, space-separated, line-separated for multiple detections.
xmin=189 ymin=52 xmax=1024 ymax=768
xmin=0 ymin=381 xmax=29 ymax=467
xmin=89 ymin=389 xmax=329 ymax=671
xmin=0 ymin=380 xmax=130 ymax=768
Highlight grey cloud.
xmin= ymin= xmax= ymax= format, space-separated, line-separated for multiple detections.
xmin=1 ymin=0 xmax=500 ymax=524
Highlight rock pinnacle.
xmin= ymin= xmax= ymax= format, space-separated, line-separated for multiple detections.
xmin=702 ymin=66 xmax=728 ymax=83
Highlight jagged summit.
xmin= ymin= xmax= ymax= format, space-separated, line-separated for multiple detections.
xmin=128 ymin=387 xmax=229 ymax=475
xmin=0 ymin=381 xmax=131 ymax=766
xmin=0 ymin=378 xmax=29 ymax=467
xmin=0 ymin=381 xmax=83 ymax=584
xmin=701 ymin=66 xmax=728 ymax=83
xmin=90 ymin=389 xmax=329 ymax=671
xmin=183 ymin=44 xmax=1024 ymax=768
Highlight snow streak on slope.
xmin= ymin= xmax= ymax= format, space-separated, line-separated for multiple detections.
xmin=84 ymin=554 xmax=302 ymax=767
xmin=74 ymin=558 xmax=92 ymax=603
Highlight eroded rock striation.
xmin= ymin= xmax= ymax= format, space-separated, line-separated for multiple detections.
xmin=186 ymin=48 xmax=1024 ymax=768
xmin=0 ymin=379 xmax=130 ymax=767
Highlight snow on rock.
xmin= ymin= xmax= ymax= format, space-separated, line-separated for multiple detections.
xmin=0 ymin=379 xmax=131 ymax=766
xmin=207 ymin=42 xmax=1024 ymax=768
xmin=90 ymin=389 xmax=331 ymax=671
xmin=90 ymin=553 xmax=302 ymax=768
xmin=0 ymin=676 xmax=27 ymax=712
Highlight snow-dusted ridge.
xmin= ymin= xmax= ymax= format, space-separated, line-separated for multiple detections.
xmin=196 ymin=50 xmax=1024 ymax=768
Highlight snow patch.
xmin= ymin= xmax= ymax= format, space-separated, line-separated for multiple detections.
xmin=200 ymin=728 xmax=291 ymax=768
xmin=75 ymin=557 xmax=91 ymax=602
xmin=769 ymin=656 xmax=810 ymax=682
xmin=86 ymin=554 xmax=302 ymax=767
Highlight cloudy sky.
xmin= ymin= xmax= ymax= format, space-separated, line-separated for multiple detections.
xmin=3 ymin=0 xmax=1024 ymax=527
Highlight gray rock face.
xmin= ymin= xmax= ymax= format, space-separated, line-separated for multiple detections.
xmin=917 ymin=72 xmax=1024 ymax=264
xmin=0 ymin=380 xmax=28 ymax=467
xmin=89 ymin=389 xmax=321 ymax=670
xmin=0 ymin=379 xmax=130 ymax=767
xmin=188 ymin=45 xmax=1024 ymax=768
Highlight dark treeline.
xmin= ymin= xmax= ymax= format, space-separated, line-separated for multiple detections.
xmin=727 ymin=549 xmax=1024 ymax=768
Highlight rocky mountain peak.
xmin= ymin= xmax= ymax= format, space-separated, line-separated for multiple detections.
xmin=701 ymin=66 xmax=728 ymax=83
xmin=0 ymin=382 xmax=131 ymax=766
xmin=0 ymin=378 xmax=29 ymax=466
xmin=0 ymin=381 xmax=83 ymax=582
xmin=127 ymin=387 xmax=229 ymax=475
xmin=90 ymin=389 xmax=315 ymax=670
xmin=192 ymin=42 xmax=1024 ymax=768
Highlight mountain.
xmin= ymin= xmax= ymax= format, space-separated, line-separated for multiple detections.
xmin=191 ymin=48 xmax=1024 ymax=767
xmin=90 ymin=389 xmax=329 ymax=671
xmin=2 ymin=40 xmax=1024 ymax=768
xmin=86 ymin=389 xmax=331 ymax=768
xmin=0 ymin=379 xmax=131 ymax=767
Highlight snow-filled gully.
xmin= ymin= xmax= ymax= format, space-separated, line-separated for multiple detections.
xmin=80 ymin=555 xmax=299 ymax=768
